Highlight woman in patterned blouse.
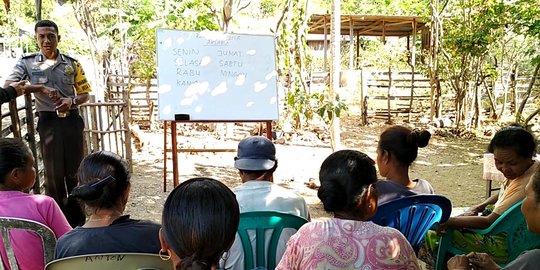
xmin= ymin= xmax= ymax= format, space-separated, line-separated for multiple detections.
xmin=276 ymin=150 xmax=420 ymax=269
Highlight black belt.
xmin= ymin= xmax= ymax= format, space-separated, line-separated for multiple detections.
xmin=38 ymin=109 xmax=79 ymax=118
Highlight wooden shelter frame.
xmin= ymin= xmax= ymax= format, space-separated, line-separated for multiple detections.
xmin=308 ymin=14 xmax=430 ymax=122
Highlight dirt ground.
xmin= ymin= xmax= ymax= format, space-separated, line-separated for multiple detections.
xmin=124 ymin=115 xmax=490 ymax=223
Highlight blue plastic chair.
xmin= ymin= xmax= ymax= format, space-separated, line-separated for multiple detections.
xmin=435 ymin=200 xmax=540 ymax=270
xmin=370 ymin=194 xmax=452 ymax=254
xmin=237 ymin=211 xmax=308 ymax=270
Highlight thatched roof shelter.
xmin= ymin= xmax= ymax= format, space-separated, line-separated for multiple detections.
xmin=308 ymin=14 xmax=427 ymax=37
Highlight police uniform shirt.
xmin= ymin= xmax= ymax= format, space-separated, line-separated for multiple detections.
xmin=6 ymin=50 xmax=92 ymax=112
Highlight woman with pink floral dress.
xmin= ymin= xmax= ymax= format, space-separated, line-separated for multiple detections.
xmin=276 ymin=150 xmax=420 ymax=270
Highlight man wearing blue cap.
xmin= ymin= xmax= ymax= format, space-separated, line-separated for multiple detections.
xmin=221 ymin=136 xmax=310 ymax=269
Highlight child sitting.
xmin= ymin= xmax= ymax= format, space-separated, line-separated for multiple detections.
xmin=0 ymin=138 xmax=71 ymax=269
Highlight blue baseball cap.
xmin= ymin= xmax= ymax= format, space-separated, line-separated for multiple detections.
xmin=234 ymin=136 xmax=276 ymax=171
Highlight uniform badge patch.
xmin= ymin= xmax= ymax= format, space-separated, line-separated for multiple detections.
xmin=64 ymin=64 xmax=74 ymax=75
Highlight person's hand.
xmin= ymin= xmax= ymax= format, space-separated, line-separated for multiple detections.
xmin=9 ymin=81 xmax=27 ymax=96
xmin=42 ymin=86 xmax=60 ymax=101
xmin=467 ymin=252 xmax=501 ymax=270
xmin=436 ymin=222 xmax=449 ymax=236
xmin=447 ymin=255 xmax=470 ymax=270
xmin=55 ymin=97 xmax=72 ymax=112
xmin=460 ymin=205 xmax=483 ymax=216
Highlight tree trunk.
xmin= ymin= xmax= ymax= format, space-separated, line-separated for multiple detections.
xmin=510 ymin=64 xmax=518 ymax=114
xmin=483 ymin=79 xmax=498 ymax=119
xmin=408 ymin=65 xmax=415 ymax=123
xmin=387 ymin=66 xmax=393 ymax=124
xmin=472 ymin=57 xmax=483 ymax=128
xmin=524 ymin=108 xmax=540 ymax=126
xmin=473 ymin=72 xmax=481 ymax=128
xmin=329 ymin=0 xmax=341 ymax=150
xmin=516 ymin=61 xmax=540 ymax=123
xmin=72 ymin=1 xmax=106 ymax=98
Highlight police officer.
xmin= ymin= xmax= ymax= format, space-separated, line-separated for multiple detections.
xmin=4 ymin=20 xmax=92 ymax=226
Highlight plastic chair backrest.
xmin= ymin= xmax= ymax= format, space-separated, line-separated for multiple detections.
xmin=370 ymin=194 xmax=452 ymax=253
xmin=45 ymin=253 xmax=172 ymax=270
xmin=237 ymin=211 xmax=308 ymax=270
xmin=435 ymin=200 xmax=540 ymax=270
xmin=0 ymin=217 xmax=56 ymax=270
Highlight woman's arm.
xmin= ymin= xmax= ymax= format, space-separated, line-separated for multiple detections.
xmin=440 ymin=212 xmax=500 ymax=232
xmin=461 ymin=193 xmax=499 ymax=216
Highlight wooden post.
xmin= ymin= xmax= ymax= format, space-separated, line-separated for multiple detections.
xmin=163 ymin=121 xmax=168 ymax=192
xmin=387 ymin=66 xmax=393 ymax=124
xmin=349 ymin=17 xmax=354 ymax=70
xmin=323 ymin=16 xmax=328 ymax=72
xmin=8 ymin=101 xmax=21 ymax=138
xmin=164 ymin=120 xmax=274 ymax=190
xmin=24 ymin=94 xmax=40 ymax=194
xmin=90 ymin=96 xmax=99 ymax=152
xmin=171 ymin=121 xmax=179 ymax=187
xmin=97 ymin=101 xmax=105 ymax=150
xmin=408 ymin=19 xmax=417 ymax=123
xmin=329 ymin=0 xmax=342 ymax=151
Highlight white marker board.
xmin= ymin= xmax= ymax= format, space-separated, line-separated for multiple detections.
xmin=156 ymin=29 xmax=279 ymax=121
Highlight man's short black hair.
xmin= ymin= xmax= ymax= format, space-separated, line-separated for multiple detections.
xmin=35 ymin=20 xmax=59 ymax=34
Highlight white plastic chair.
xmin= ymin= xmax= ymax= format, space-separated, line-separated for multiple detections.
xmin=0 ymin=217 xmax=56 ymax=270
xmin=45 ymin=253 xmax=172 ymax=270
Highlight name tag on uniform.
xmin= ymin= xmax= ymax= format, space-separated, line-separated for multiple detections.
xmin=31 ymin=71 xmax=45 ymax=76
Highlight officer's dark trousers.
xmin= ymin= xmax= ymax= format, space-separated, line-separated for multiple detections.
xmin=38 ymin=110 xmax=85 ymax=227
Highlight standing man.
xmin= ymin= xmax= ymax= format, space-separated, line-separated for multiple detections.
xmin=4 ymin=20 xmax=92 ymax=226
xmin=221 ymin=136 xmax=310 ymax=269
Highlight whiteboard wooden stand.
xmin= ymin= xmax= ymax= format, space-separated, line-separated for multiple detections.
xmin=162 ymin=120 xmax=272 ymax=191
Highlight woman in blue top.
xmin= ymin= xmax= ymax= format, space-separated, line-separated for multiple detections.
xmin=375 ymin=125 xmax=435 ymax=204
xmin=55 ymin=151 xmax=161 ymax=258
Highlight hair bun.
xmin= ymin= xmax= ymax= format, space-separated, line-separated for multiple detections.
xmin=177 ymin=256 xmax=210 ymax=270
xmin=417 ymin=130 xmax=431 ymax=148
xmin=406 ymin=130 xmax=419 ymax=147
xmin=69 ymin=184 xmax=101 ymax=200
xmin=317 ymin=180 xmax=347 ymax=212
xmin=70 ymin=176 xmax=116 ymax=201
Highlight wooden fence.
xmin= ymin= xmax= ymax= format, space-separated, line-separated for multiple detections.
xmin=79 ymin=97 xmax=132 ymax=169
xmin=0 ymin=89 xmax=132 ymax=193
xmin=108 ymin=74 xmax=158 ymax=129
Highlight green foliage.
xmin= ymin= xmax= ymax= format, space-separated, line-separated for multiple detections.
xmin=436 ymin=0 xmax=539 ymax=126
xmin=284 ymin=87 xmax=348 ymax=128
xmin=316 ymin=91 xmax=348 ymax=123
xmin=285 ymin=88 xmax=318 ymax=127
xmin=125 ymin=0 xmax=219 ymax=79
xmin=276 ymin=0 xmax=311 ymax=128
xmin=339 ymin=0 xmax=430 ymax=16
xmin=0 ymin=0 xmax=55 ymax=44
xmin=275 ymin=0 xmax=349 ymax=129
xmin=259 ymin=0 xmax=281 ymax=18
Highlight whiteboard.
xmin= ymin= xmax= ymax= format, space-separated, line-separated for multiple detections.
xmin=156 ymin=29 xmax=279 ymax=121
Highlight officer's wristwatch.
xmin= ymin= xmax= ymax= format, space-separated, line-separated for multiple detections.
xmin=72 ymin=97 xmax=77 ymax=106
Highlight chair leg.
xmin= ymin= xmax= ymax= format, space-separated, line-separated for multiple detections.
xmin=435 ymin=231 xmax=454 ymax=270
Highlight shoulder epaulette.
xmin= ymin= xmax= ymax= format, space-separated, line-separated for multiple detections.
xmin=21 ymin=52 xmax=38 ymax=59
xmin=61 ymin=54 xmax=79 ymax=62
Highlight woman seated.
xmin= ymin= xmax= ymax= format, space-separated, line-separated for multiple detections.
xmin=447 ymin=165 xmax=540 ymax=270
xmin=375 ymin=125 xmax=434 ymax=204
xmin=0 ymin=138 xmax=71 ymax=270
xmin=159 ymin=177 xmax=240 ymax=270
xmin=55 ymin=151 xmax=161 ymax=258
xmin=276 ymin=150 xmax=420 ymax=269
xmin=419 ymin=126 xmax=538 ymax=267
